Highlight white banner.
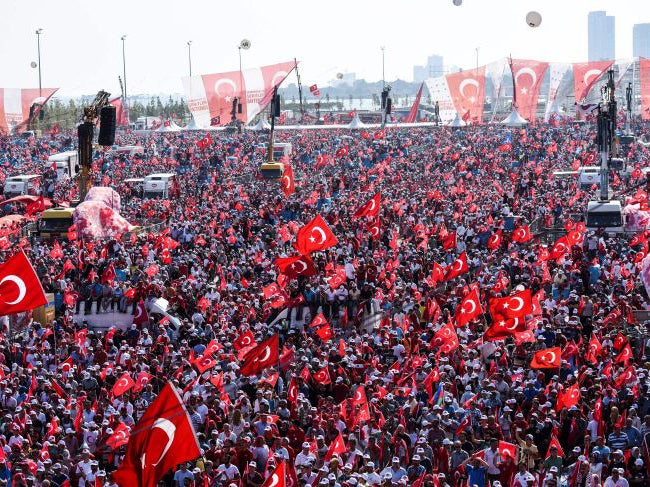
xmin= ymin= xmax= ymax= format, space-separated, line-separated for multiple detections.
xmin=424 ymin=76 xmax=456 ymax=125
xmin=544 ymin=63 xmax=572 ymax=121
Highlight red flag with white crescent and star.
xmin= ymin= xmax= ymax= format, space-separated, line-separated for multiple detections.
xmin=133 ymin=299 xmax=149 ymax=327
xmin=274 ymin=255 xmax=317 ymax=280
xmin=511 ymin=225 xmax=532 ymax=243
xmin=112 ymin=373 xmax=136 ymax=397
xmin=106 ymin=422 xmax=131 ymax=450
xmin=530 ymin=347 xmax=562 ymax=369
xmin=294 ymin=214 xmax=338 ymax=255
xmin=454 ymin=289 xmax=482 ymax=327
xmin=233 ymin=331 xmax=256 ymax=351
xmin=444 ymin=252 xmax=469 ymax=281
xmin=0 ymin=250 xmax=47 ymax=316
xmin=261 ymin=460 xmax=287 ymax=487
xmin=353 ymin=192 xmax=380 ymax=218
xmin=240 ymin=334 xmax=279 ymax=376
xmin=281 ymin=164 xmax=295 ymax=197
xmin=112 ymin=382 xmax=200 ymax=487
xmin=489 ymin=289 xmax=533 ymax=321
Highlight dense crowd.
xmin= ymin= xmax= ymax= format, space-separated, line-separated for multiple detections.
xmin=0 ymin=119 xmax=649 ymax=487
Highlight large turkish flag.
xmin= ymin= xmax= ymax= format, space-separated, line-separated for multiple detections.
xmin=0 ymin=250 xmax=47 ymax=316
xmin=446 ymin=67 xmax=486 ymax=123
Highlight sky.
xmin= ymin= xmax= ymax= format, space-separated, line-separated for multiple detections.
xmin=0 ymin=0 xmax=647 ymax=98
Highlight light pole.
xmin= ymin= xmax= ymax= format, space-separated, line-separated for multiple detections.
xmin=121 ymin=35 xmax=127 ymax=104
xmin=475 ymin=47 xmax=479 ymax=74
xmin=187 ymin=41 xmax=192 ymax=77
xmin=381 ymin=46 xmax=385 ymax=88
xmin=35 ymin=28 xmax=43 ymax=96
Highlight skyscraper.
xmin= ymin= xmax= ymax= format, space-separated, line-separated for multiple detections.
xmin=413 ymin=54 xmax=444 ymax=82
xmin=633 ymin=23 xmax=650 ymax=58
xmin=588 ymin=11 xmax=615 ymax=61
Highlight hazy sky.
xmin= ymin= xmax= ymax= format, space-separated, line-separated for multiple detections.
xmin=0 ymin=0 xmax=647 ymax=97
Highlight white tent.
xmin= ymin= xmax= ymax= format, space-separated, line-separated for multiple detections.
xmin=449 ymin=113 xmax=466 ymax=127
xmin=249 ymin=116 xmax=271 ymax=131
xmin=501 ymin=109 xmax=529 ymax=127
xmin=182 ymin=116 xmax=205 ymax=131
xmin=155 ymin=120 xmax=182 ymax=132
xmin=347 ymin=113 xmax=366 ymax=129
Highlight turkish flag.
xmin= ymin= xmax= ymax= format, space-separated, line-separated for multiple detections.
xmin=133 ymin=372 xmax=154 ymax=393
xmin=312 ymin=366 xmax=331 ymax=385
xmin=614 ymin=343 xmax=633 ymax=365
xmin=484 ymin=317 xmax=527 ymax=341
xmin=193 ymin=355 xmax=218 ymax=374
xmin=0 ymin=250 xmax=47 ymax=316
xmin=294 ymin=215 xmax=338 ymax=255
xmin=556 ymin=383 xmax=580 ymax=411
xmin=489 ymin=289 xmax=532 ymax=321
xmin=366 ymin=218 xmax=381 ymax=240
xmin=446 ymin=67 xmax=486 ymax=123
xmin=352 ymin=385 xmax=368 ymax=406
xmin=240 ymin=334 xmax=279 ymax=376
xmin=308 ymin=313 xmax=329 ymax=328
xmin=353 ymin=192 xmax=381 ymax=218
xmin=106 ymin=422 xmax=131 ymax=450
xmin=281 ymin=164 xmax=295 ymax=197
xmin=455 ymin=289 xmax=482 ymax=327
xmin=112 ymin=382 xmax=200 ymax=487
xmin=510 ymin=59 xmax=549 ymax=121
xmin=112 ymin=373 xmax=136 ymax=397
xmin=585 ymin=334 xmax=602 ymax=364
xmin=498 ymin=441 xmax=518 ymax=460
xmin=202 ymin=339 xmax=223 ymax=357
xmin=572 ymin=61 xmax=613 ymax=102
xmin=613 ymin=332 xmax=628 ymax=351
xmin=315 ymin=324 xmax=333 ymax=342
xmin=233 ymin=331 xmax=256 ymax=351
xmin=487 ymin=230 xmax=502 ymax=250
xmin=530 ymin=347 xmax=561 ymax=369
xmin=614 ymin=366 xmax=636 ymax=389
xmin=133 ymin=299 xmax=149 ymax=326
xmin=545 ymin=435 xmax=565 ymax=458
xmin=324 ymin=433 xmax=347 ymax=461
xmin=49 ymin=241 xmax=64 ymax=259
xmin=431 ymin=322 xmax=459 ymax=354
xmin=287 ymin=377 xmax=299 ymax=405
xmin=444 ymin=252 xmax=469 ymax=281
xmin=511 ymin=225 xmax=532 ymax=243
xmin=548 ymin=236 xmax=570 ymax=260
xmin=263 ymin=283 xmax=281 ymax=300
xmin=274 ymin=254 xmax=317 ymax=279
xmin=261 ymin=461 xmax=287 ymax=487
xmin=441 ymin=232 xmax=457 ymax=250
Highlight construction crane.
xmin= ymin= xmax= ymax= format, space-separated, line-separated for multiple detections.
xmin=78 ymin=90 xmax=110 ymax=202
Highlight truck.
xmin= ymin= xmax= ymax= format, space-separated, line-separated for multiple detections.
xmin=37 ymin=207 xmax=75 ymax=239
xmin=143 ymin=173 xmax=178 ymax=199
xmin=3 ymin=175 xmax=43 ymax=198
xmin=47 ymin=151 xmax=78 ymax=181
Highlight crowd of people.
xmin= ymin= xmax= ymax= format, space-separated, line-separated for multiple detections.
xmin=0 ymin=118 xmax=648 ymax=487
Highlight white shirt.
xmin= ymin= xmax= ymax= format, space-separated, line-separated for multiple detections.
xmin=603 ymin=476 xmax=629 ymax=487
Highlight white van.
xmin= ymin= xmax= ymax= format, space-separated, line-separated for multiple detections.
xmin=143 ymin=173 xmax=178 ymax=199
xmin=48 ymin=151 xmax=78 ymax=181
xmin=586 ymin=200 xmax=624 ymax=232
xmin=3 ymin=175 xmax=43 ymax=198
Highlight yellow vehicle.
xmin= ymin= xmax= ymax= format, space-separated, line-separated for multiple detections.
xmin=38 ymin=207 xmax=75 ymax=239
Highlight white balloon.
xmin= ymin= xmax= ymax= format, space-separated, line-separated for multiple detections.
xmin=526 ymin=11 xmax=542 ymax=28
xmin=30 ymin=61 xmax=37 ymax=69
xmin=453 ymin=0 xmax=462 ymax=5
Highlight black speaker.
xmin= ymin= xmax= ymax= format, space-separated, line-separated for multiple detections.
xmin=237 ymin=102 xmax=242 ymax=114
xmin=98 ymin=105 xmax=116 ymax=146
xmin=386 ymin=98 xmax=392 ymax=114
xmin=273 ymin=95 xmax=281 ymax=117
xmin=78 ymin=122 xmax=94 ymax=168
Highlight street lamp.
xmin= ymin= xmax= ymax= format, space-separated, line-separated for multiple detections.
xmin=187 ymin=41 xmax=192 ymax=77
xmin=35 ymin=28 xmax=43 ymax=96
xmin=381 ymin=46 xmax=385 ymax=88
xmin=475 ymin=47 xmax=479 ymax=74
xmin=121 ymin=35 xmax=127 ymax=104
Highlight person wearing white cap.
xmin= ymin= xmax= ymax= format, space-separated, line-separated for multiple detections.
xmin=603 ymin=467 xmax=629 ymax=487
xmin=295 ymin=442 xmax=316 ymax=468
xmin=379 ymin=457 xmax=407 ymax=483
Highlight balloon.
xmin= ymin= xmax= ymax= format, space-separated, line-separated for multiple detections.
xmin=526 ymin=11 xmax=542 ymax=28
xmin=453 ymin=0 xmax=462 ymax=5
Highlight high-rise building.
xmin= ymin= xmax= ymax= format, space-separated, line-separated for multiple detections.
xmin=413 ymin=54 xmax=444 ymax=82
xmin=633 ymin=23 xmax=650 ymax=58
xmin=588 ymin=11 xmax=615 ymax=61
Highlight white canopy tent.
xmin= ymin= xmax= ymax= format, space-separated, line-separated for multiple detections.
xmin=501 ymin=109 xmax=529 ymax=127
xmin=155 ymin=120 xmax=182 ymax=132
xmin=182 ymin=116 xmax=206 ymax=131
xmin=448 ymin=113 xmax=467 ymax=127
xmin=347 ymin=113 xmax=366 ymax=129
xmin=249 ymin=116 xmax=271 ymax=131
